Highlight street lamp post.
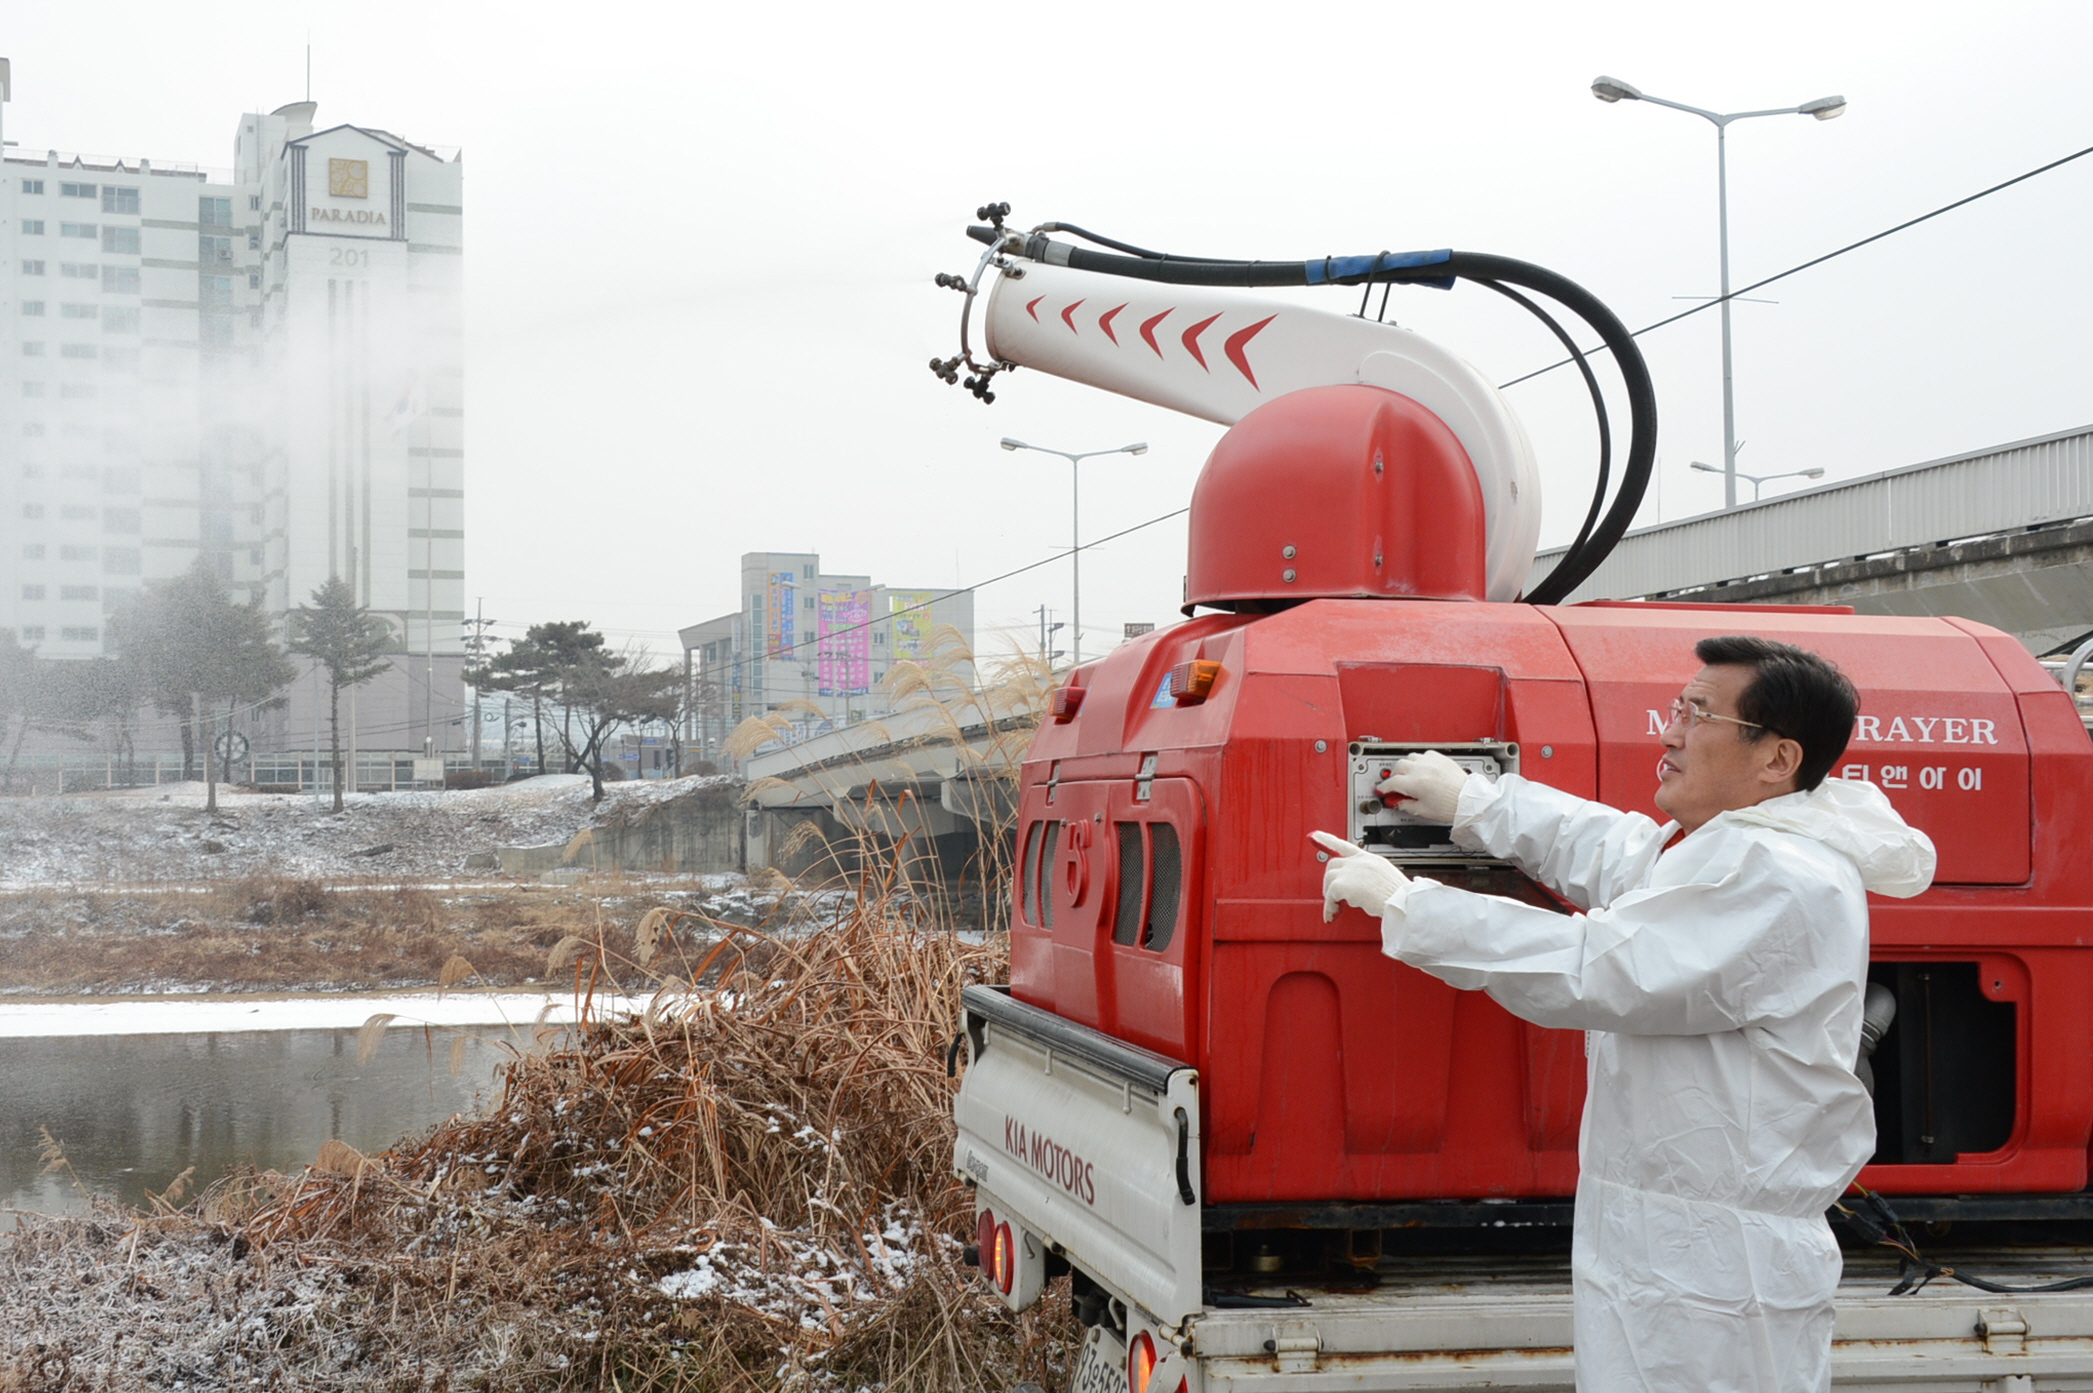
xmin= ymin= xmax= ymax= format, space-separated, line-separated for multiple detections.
xmin=1689 ymin=460 xmax=1825 ymax=503
xmin=1592 ymin=75 xmax=1845 ymax=509
xmin=1000 ymin=438 xmax=1149 ymax=666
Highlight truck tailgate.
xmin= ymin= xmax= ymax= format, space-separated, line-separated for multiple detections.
xmin=954 ymin=985 xmax=1205 ymax=1323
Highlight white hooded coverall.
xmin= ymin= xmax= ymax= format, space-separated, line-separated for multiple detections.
xmin=1384 ymin=773 xmax=1936 ymax=1393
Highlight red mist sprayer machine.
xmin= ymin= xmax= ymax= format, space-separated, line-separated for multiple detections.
xmin=932 ymin=205 xmax=2093 ymax=1304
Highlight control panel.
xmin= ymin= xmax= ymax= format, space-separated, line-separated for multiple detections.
xmin=1347 ymin=740 xmax=1518 ymax=861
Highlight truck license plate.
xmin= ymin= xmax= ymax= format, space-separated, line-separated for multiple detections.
xmin=1069 ymin=1325 xmax=1129 ymax=1393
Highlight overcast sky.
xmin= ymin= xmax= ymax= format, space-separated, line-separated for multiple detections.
xmin=6 ymin=1 xmax=2090 ymax=666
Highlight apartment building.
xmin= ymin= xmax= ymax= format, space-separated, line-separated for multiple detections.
xmin=0 ymin=66 xmax=465 ymax=771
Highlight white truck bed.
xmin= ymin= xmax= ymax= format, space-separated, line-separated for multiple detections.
xmin=958 ymin=986 xmax=2093 ymax=1392
xmin=1170 ymin=1250 xmax=2093 ymax=1389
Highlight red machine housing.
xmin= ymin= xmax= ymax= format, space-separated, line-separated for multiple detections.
xmin=1008 ymin=387 xmax=2093 ymax=1205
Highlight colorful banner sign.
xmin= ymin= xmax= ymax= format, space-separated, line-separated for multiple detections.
xmin=887 ymin=590 xmax=937 ymax=660
xmin=817 ymin=589 xmax=871 ymax=696
xmin=766 ymin=571 xmax=795 ymax=659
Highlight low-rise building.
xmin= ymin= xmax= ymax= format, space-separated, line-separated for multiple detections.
xmin=679 ymin=550 xmax=975 ymax=761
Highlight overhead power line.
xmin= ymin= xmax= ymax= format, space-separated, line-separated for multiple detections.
xmin=1498 ymin=140 xmax=2093 ymax=390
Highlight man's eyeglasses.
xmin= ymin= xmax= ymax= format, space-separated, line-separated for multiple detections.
xmin=1665 ymin=697 xmax=1767 ymax=734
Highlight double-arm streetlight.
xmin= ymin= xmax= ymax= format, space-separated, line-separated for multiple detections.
xmin=1592 ymin=75 xmax=1845 ymax=510
xmin=1689 ymin=460 xmax=1825 ymax=503
xmin=1000 ymin=437 xmax=1148 ymax=666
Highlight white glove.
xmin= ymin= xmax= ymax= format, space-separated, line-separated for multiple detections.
xmin=1311 ymin=831 xmax=1412 ymax=922
xmin=1376 ymin=750 xmax=1470 ymax=824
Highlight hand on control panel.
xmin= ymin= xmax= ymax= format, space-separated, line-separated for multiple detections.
xmin=1375 ymin=749 xmax=1470 ymax=824
xmin=1311 ymin=831 xmax=1413 ymax=921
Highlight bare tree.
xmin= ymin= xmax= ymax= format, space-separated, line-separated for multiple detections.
xmin=111 ymin=559 xmax=295 ymax=812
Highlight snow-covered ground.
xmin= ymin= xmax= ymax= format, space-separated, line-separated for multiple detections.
xmin=0 ymin=772 xmax=736 ymax=887
xmin=0 ymin=990 xmax=652 ymax=1037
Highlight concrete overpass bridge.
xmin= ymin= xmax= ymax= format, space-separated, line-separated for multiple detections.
xmin=1533 ymin=424 xmax=2093 ymax=654
xmin=738 ymin=692 xmax=1038 ymax=877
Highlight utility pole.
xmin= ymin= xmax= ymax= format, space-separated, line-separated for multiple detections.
xmin=423 ymin=410 xmax=435 ymax=758
xmin=1035 ymin=605 xmax=1066 ymax=667
xmin=463 ymin=600 xmax=493 ymax=772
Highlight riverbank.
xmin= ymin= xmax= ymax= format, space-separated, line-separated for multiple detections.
xmin=0 ymin=875 xmax=806 ymax=997
xmin=0 ymin=773 xmax=728 ymax=886
xmin=0 ymin=890 xmax=1068 ymax=1392
xmin=0 ymin=772 xmax=814 ymax=998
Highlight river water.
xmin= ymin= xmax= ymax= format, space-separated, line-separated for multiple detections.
xmin=0 ymin=995 xmax=620 ymax=1216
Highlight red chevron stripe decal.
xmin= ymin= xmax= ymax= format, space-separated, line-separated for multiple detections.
xmin=1098 ymin=304 xmax=1127 ymax=344
xmin=1060 ymin=299 xmax=1086 ymax=332
xmin=1026 ymin=296 xmax=1044 ymax=322
xmin=1139 ymin=309 xmax=1172 ymax=357
xmin=1181 ymin=313 xmax=1223 ymax=371
xmin=1224 ymin=315 xmax=1277 ymax=388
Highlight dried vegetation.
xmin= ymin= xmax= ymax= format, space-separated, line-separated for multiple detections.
xmin=3 ymin=882 xmax=1073 ymax=1390
xmin=0 ymin=877 xmax=805 ymax=996
xmin=2 ymin=637 xmax=1070 ymax=1390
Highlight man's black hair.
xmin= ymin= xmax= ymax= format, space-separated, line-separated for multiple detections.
xmin=1693 ymin=635 xmax=1859 ymax=792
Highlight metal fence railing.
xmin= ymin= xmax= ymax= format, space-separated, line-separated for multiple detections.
xmin=1532 ymin=425 xmax=2093 ymax=603
xmin=0 ymin=751 xmax=504 ymax=797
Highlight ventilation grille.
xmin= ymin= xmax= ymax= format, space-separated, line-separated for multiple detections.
xmin=1039 ymin=821 xmax=1060 ymax=931
xmin=1112 ymin=822 xmax=1145 ymax=946
xmin=1145 ymin=822 xmax=1181 ymax=951
xmin=1021 ymin=820 xmax=1045 ymax=925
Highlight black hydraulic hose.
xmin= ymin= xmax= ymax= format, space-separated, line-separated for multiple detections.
xmin=1031 ymin=222 xmax=1238 ymax=264
xmin=1471 ymin=279 xmax=1612 ymax=587
xmin=1368 ymin=251 xmax=1652 ymax=605
xmin=968 ymin=227 xmax=1658 ymax=601
xmin=1836 ymin=1189 xmax=2093 ymax=1296
xmin=968 ymin=224 xmax=1331 ymax=286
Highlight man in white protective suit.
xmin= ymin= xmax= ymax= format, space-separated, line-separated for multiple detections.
xmin=1314 ymin=635 xmax=1936 ymax=1393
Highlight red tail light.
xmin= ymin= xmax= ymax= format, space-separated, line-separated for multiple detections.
xmin=974 ymin=1207 xmax=997 ymax=1274
xmin=1128 ymin=1329 xmax=1157 ymax=1393
xmin=1052 ymin=684 xmax=1087 ymax=722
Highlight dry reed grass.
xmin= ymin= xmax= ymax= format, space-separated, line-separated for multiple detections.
xmin=0 ymin=871 xmax=1074 ymax=1391
xmin=1 ymin=639 xmax=1063 ymax=1388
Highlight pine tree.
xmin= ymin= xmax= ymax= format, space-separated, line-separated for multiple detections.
xmin=289 ymin=575 xmax=396 ymax=813
xmin=471 ymin=621 xmax=679 ymax=802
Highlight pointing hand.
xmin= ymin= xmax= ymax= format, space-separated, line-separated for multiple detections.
xmin=1311 ymin=830 xmax=1411 ymax=922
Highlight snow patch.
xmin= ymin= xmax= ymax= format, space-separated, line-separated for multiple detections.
xmin=0 ymin=991 xmax=649 ymax=1038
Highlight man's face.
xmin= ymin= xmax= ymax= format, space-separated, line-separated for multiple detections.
xmin=1654 ymin=664 xmax=1803 ymax=833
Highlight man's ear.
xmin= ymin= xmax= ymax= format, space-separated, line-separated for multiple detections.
xmin=1760 ymin=736 xmax=1805 ymax=788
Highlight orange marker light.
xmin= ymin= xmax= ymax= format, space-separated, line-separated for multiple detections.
xmin=1167 ymin=660 xmax=1222 ymax=705
xmin=992 ymin=1221 xmax=1016 ymax=1293
xmin=1052 ymin=685 xmax=1087 ymax=722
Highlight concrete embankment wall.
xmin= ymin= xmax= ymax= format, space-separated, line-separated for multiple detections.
xmin=498 ymin=783 xmax=745 ymax=877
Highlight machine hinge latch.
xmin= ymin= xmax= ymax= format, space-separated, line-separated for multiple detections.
xmin=1270 ymin=1327 xmax=1321 ymax=1374
xmin=1045 ymin=760 xmax=1061 ymax=806
xmin=1977 ymin=1307 xmax=2029 ymax=1355
xmin=1135 ymin=753 xmax=1158 ymax=802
